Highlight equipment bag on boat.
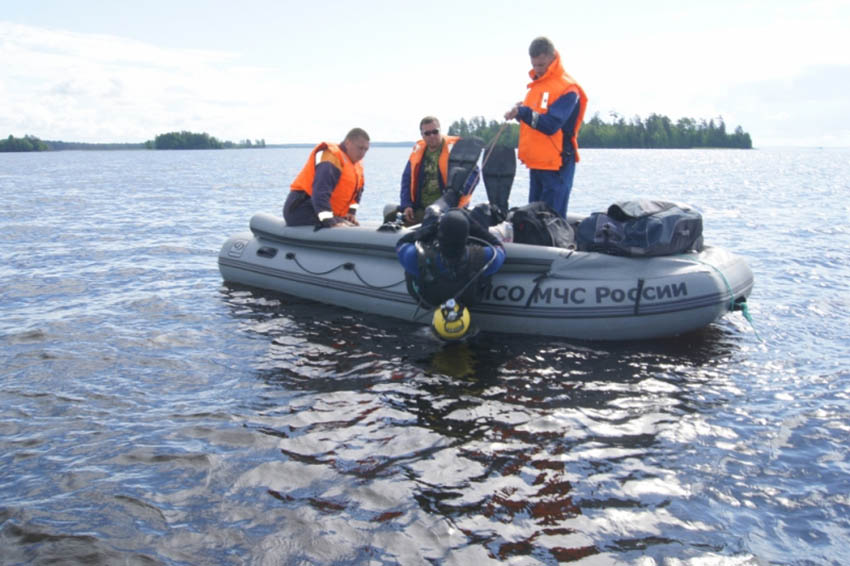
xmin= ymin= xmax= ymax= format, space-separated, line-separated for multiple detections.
xmin=508 ymin=201 xmax=576 ymax=248
xmin=576 ymin=199 xmax=704 ymax=256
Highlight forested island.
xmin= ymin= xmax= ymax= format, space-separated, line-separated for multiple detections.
xmin=448 ymin=113 xmax=752 ymax=149
xmin=146 ymin=131 xmax=266 ymax=150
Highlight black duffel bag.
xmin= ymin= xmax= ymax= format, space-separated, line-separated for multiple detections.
xmin=576 ymin=199 xmax=704 ymax=256
xmin=509 ymin=201 xmax=576 ymax=248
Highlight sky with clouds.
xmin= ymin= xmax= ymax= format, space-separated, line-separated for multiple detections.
xmin=2 ymin=0 xmax=849 ymax=147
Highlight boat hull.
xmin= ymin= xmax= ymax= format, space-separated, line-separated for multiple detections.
xmin=218 ymin=213 xmax=754 ymax=340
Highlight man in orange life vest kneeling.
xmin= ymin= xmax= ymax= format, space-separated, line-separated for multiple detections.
xmin=283 ymin=128 xmax=370 ymax=228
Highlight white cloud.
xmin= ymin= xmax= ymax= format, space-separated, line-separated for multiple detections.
xmin=0 ymin=22 xmax=301 ymax=142
xmin=569 ymin=0 xmax=850 ymax=145
xmin=3 ymin=0 xmax=850 ymax=147
xmin=0 ymin=19 xmax=462 ymax=144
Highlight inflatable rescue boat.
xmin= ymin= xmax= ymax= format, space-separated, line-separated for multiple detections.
xmin=218 ymin=212 xmax=754 ymax=341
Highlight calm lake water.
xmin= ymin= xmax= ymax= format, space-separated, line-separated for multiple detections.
xmin=1 ymin=146 xmax=848 ymax=565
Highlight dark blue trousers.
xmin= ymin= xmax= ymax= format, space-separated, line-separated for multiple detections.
xmin=528 ymin=158 xmax=576 ymax=218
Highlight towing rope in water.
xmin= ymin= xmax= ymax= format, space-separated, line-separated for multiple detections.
xmin=737 ymin=299 xmax=763 ymax=341
xmin=688 ymin=255 xmax=763 ymax=341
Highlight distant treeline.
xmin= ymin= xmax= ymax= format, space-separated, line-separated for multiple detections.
xmin=3 ymin=134 xmax=147 ymax=151
xmin=47 ymin=140 xmax=146 ymax=151
xmin=147 ymin=131 xmax=266 ymax=150
xmin=448 ymin=113 xmax=753 ymax=149
xmin=580 ymin=113 xmax=752 ymax=149
xmin=1 ymin=135 xmax=49 ymax=152
xmin=1 ymin=132 xmax=267 ymax=151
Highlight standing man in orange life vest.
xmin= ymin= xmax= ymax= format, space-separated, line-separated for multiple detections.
xmin=284 ymin=127 xmax=370 ymax=228
xmin=505 ymin=37 xmax=587 ymax=218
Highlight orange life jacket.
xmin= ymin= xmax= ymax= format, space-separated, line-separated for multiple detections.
xmin=408 ymin=136 xmax=471 ymax=208
xmin=290 ymin=142 xmax=364 ymax=217
xmin=518 ymin=51 xmax=588 ymax=170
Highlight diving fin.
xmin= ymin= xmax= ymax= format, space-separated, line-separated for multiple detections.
xmin=446 ymin=137 xmax=484 ymax=194
xmin=482 ymin=145 xmax=516 ymax=220
xmin=424 ymin=137 xmax=484 ymax=221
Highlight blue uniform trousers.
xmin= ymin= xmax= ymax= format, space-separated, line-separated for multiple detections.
xmin=528 ymin=157 xmax=576 ymax=218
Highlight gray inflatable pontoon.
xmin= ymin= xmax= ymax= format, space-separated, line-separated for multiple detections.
xmin=218 ymin=213 xmax=754 ymax=340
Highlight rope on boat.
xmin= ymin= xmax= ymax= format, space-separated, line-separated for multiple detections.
xmin=688 ymin=255 xmax=736 ymax=312
xmin=284 ymin=234 xmax=500 ymax=324
xmin=523 ymin=251 xmax=574 ymax=308
xmin=688 ymin=255 xmax=763 ymax=341
xmin=346 ymin=264 xmax=407 ymax=290
xmin=284 ymin=252 xmax=406 ymax=290
xmin=633 ymin=278 xmax=645 ymax=316
xmin=525 ymin=272 xmax=549 ymax=308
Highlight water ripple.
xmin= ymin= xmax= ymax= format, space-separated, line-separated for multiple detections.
xmin=2 ymin=148 xmax=849 ymax=565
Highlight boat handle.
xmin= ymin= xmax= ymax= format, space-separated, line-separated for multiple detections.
xmin=257 ymin=246 xmax=278 ymax=258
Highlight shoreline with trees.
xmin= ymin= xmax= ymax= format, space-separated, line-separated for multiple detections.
xmin=0 ymin=132 xmax=268 ymax=152
xmin=3 ymin=114 xmax=753 ymax=152
xmin=0 ymin=134 xmax=414 ymax=152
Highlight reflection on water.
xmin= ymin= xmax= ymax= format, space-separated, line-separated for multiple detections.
xmin=216 ymin=285 xmax=757 ymax=564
